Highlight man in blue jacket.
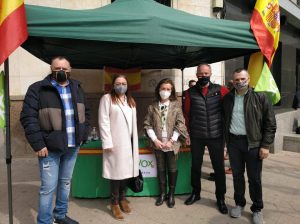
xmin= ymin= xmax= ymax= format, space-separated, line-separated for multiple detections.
xmin=223 ymin=68 xmax=276 ymax=224
xmin=20 ymin=56 xmax=90 ymax=224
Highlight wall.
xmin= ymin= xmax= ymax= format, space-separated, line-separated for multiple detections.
xmin=281 ymin=44 xmax=297 ymax=107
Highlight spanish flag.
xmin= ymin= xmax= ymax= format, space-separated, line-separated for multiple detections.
xmin=0 ymin=0 xmax=28 ymax=65
xmin=248 ymin=0 xmax=281 ymax=104
xmin=250 ymin=0 xmax=280 ymax=67
xmin=104 ymin=67 xmax=141 ymax=92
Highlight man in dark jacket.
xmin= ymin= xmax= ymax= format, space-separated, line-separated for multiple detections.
xmin=20 ymin=56 xmax=90 ymax=224
xmin=183 ymin=63 xmax=229 ymax=214
xmin=223 ymin=68 xmax=276 ymax=224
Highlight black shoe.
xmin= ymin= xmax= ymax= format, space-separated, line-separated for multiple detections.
xmin=54 ymin=215 xmax=79 ymax=224
xmin=217 ymin=200 xmax=228 ymax=214
xmin=167 ymin=191 xmax=175 ymax=208
xmin=155 ymin=194 xmax=166 ymax=206
xmin=208 ymin=172 xmax=215 ymax=181
xmin=184 ymin=192 xmax=201 ymax=205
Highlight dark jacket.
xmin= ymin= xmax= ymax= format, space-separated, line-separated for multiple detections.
xmin=223 ymin=88 xmax=276 ymax=149
xmin=188 ymin=83 xmax=223 ymax=138
xmin=20 ymin=75 xmax=90 ymax=152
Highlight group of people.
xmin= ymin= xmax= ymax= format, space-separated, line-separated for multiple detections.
xmin=20 ymin=57 xmax=277 ymax=224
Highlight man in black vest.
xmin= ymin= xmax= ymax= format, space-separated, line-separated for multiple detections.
xmin=183 ymin=63 xmax=229 ymax=214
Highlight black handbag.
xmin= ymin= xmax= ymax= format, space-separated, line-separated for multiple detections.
xmin=128 ymin=169 xmax=144 ymax=193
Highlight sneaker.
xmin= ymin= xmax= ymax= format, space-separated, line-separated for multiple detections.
xmin=253 ymin=211 xmax=263 ymax=224
xmin=54 ymin=215 xmax=79 ymax=224
xmin=230 ymin=205 xmax=244 ymax=218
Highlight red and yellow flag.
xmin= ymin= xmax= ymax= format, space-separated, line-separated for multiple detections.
xmin=248 ymin=0 xmax=281 ymax=104
xmin=0 ymin=0 xmax=28 ymax=65
xmin=250 ymin=0 xmax=280 ymax=67
xmin=104 ymin=67 xmax=141 ymax=92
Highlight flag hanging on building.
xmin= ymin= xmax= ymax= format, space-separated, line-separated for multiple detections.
xmin=254 ymin=62 xmax=280 ymax=105
xmin=104 ymin=67 xmax=141 ymax=92
xmin=248 ymin=0 xmax=281 ymax=104
xmin=0 ymin=71 xmax=5 ymax=128
xmin=0 ymin=0 xmax=28 ymax=65
xmin=250 ymin=0 xmax=280 ymax=67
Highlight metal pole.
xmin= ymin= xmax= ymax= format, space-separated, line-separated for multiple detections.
xmin=181 ymin=68 xmax=184 ymax=94
xmin=4 ymin=58 xmax=13 ymax=224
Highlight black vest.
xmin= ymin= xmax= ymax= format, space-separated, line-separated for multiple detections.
xmin=189 ymin=83 xmax=223 ymax=139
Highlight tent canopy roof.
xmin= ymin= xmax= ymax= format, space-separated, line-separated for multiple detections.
xmin=22 ymin=0 xmax=259 ymax=69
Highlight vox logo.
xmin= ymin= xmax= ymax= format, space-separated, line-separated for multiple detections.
xmin=139 ymin=159 xmax=155 ymax=168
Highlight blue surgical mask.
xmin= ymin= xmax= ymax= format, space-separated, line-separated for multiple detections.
xmin=114 ymin=85 xmax=127 ymax=94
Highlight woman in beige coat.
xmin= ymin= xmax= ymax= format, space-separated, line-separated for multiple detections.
xmin=98 ymin=74 xmax=139 ymax=221
xmin=144 ymin=78 xmax=189 ymax=208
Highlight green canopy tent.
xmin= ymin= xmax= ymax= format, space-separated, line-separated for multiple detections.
xmin=22 ymin=0 xmax=259 ymax=69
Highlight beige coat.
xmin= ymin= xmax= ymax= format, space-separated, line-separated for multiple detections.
xmin=144 ymin=100 xmax=189 ymax=154
xmin=98 ymin=94 xmax=139 ymax=180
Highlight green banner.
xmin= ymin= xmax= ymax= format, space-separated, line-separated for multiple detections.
xmin=0 ymin=71 xmax=5 ymax=128
xmin=254 ymin=62 xmax=281 ymax=105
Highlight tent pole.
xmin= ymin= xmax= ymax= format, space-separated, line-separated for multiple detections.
xmin=181 ymin=68 xmax=184 ymax=94
xmin=4 ymin=58 xmax=13 ymax=224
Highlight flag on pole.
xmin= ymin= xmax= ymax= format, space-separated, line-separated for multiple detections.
xmin=254 ymin=62 xmax=280 ymax=105
xmin=0 ymin=71 xmax=5 ymax=128
xmin=0 ymin=0 xmax=28 ymax=65
xmin=104 ymin=67 xmax=141 ymax=92
xmin=248 ymin=0 xmax=281 ymax=104
xmin=250 ymin=0 xmax=280 ymax=67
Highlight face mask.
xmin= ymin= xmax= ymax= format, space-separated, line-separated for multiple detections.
xmin=234 ymin=79 xmax=248 ymax=90
xmin=159 ymin=90 xmax=171 ymax=100
xmin=52 ymin=70 xmax=69 ymax=83
xmin=114 ymin=85 xmax=127 ymax=94
xmin=197 ymin=76 xmax=210 ymax=86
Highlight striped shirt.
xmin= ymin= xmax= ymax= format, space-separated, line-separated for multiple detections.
xmin=51 ymin=80 xmax=75 ymax=147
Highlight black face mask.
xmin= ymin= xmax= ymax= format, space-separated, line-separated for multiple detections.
xmin=52 ymin=70 xmax=69 ymax=83
xmin=197 ymin=76 xmax=210 ymax=87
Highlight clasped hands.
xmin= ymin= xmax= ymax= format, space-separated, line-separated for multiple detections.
xmin=154 ymin=137 xmax=191 ymax=150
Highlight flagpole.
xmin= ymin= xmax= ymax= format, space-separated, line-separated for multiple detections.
xmin=4 ymin=58 xmax=13 ymax=224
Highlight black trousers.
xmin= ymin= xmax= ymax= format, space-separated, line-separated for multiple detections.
xmin=227 ymin=134 xmax=263 ymax=212
xmin=190 ymin=137 xmax=226 ymax=200
xmin=110 ymin=179 xmax=128 ymax=205
xmin=155 ymin=150 xmax=177 ymax=173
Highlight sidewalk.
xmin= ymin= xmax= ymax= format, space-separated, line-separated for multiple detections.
xmin=1 ymin=151 xmax=300 ymax=224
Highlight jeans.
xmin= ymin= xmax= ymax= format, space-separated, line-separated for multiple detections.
xmin=37 ymin=146 xmax=79 ymax=224
xmin=190 ymin=138 xmax=226 ymax=200
xmin=227 ymin=135 xmax=263 ymax=212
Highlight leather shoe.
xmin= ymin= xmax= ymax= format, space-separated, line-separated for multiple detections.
xmin=217 ymin=200 xmax=228 ymax=214
xmin=184 ymin=193 xmax=200 ymax=205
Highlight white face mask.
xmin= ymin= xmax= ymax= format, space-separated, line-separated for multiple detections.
xmin=159 ymin=90 xmax=171 ymax=100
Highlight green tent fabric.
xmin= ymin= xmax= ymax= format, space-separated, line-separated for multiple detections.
xmin=22 ymin=0 xmax=259 ymax=69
